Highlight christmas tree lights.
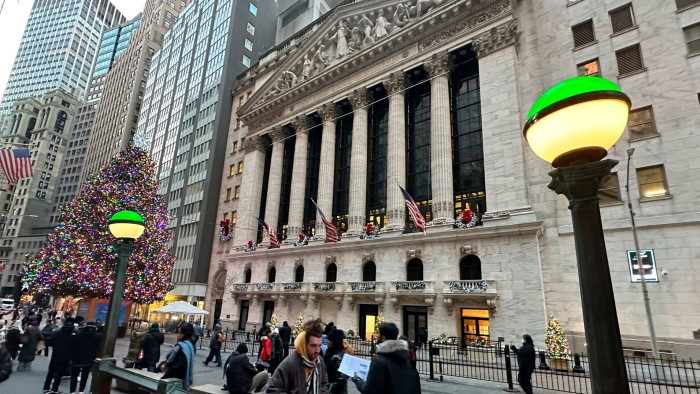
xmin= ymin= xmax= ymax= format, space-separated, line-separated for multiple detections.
xmin=23 ymin=146 xmax=175 ymax=304
xmin=545 ymin=314 xmax=572 ymax=360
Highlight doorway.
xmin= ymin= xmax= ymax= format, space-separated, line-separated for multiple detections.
xmin=262 ymin=301 xmax=275 ymax=327
xmin=238 ymin=300 xmax=249 ymax=330
xmin=403 ymin=306 xmax=428 ymax=344
xmin=214 ymin=299 xmax=222 ymax=324
xmin=461 ymin=308 xmax=490 ymax=345
xmin=358 ymin=304 xmax=379 ymax=341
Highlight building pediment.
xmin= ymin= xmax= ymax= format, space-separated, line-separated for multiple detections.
xmin=238 ymin=0 xmax=514 ymax=131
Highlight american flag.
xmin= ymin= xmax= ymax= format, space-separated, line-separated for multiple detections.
xmin=310 ymin=198 xmax=338 ymax=243
xmin=255 ymin=217 xmax=280 ymax=248
xmin=0 ymin=148 xmax=33 ymax=184
xmin=399 ymin=185 xmax=427 ymax=234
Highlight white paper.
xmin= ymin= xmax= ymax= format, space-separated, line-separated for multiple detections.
xmin=338 ymin=354 xmax=371 ymax=381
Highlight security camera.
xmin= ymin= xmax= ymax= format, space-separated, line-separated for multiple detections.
xmin=661 ymin=268 xmax=668 ymax=276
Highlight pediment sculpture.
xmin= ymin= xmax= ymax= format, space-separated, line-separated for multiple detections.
xmin=259 ymin=0 xmax=451 ymax=103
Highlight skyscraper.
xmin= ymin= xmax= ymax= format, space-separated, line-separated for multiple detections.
xmin=135 ymin=0 xmax=281 ymax=305
xmin=0 ymin=0 xmax=126 ymax=125
xmin=81 ymin=0 xmax=189 ymax=182
xmin=51 ymin=15 xmax=142 ymax=225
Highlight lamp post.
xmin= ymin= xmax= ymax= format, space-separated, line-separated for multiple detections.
xmin=523 ymin=76 xmax=631 ymax=393
xmin=90 ymin=210 xmax=145 ymax=393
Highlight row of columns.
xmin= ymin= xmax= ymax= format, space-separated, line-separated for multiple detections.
xmin=242 ymin=51 xmax=456 ymax=242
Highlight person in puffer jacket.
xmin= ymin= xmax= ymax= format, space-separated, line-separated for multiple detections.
xmin=70 ymin=322 xmax=103 ymax=394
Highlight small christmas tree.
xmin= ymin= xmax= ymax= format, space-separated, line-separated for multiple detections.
xmin=546 ymin=314 xmax=572 ymax=359
xmin=374 ymin=312 xmax=385 ymax=334
xmin=293 ymin=311 xmax=304 ymax=337
xmin=268 ymin=313 xmax=279 ymax=329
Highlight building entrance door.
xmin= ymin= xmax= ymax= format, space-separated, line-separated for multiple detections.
xmin=238 ymin=300 xmax=249 ymax=330
xmin=403 ymin=306 xmax=428 ymax=344
xmin=461 ymin=308 xmax=490 ymax=345
xmin=358 ymin=304 xmax=379 ymax=341
xmin=214 ymin=299 xmax=222 ymax=324
xmin=262 ymin=301 xmax=275 ymax=328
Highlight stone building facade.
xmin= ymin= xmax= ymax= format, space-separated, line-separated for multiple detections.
xmin=212 ymin=0 xmax=700 ymax=357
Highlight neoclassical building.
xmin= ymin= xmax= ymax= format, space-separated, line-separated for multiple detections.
xmin=210 ymin=0 xmax=700 ymax=357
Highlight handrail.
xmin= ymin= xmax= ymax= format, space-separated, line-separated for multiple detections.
xmin=96 ymin=358 xmax=188 ymax=394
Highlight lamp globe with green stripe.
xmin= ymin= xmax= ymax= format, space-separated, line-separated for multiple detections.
xmin=523 ymin=76 xmax=631 ymax=167
xmin=108 ymin=210 xmax=145 ymax=242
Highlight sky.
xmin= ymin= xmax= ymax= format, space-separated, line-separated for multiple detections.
xmin=0 ymin=0 xmax=146 ymax=100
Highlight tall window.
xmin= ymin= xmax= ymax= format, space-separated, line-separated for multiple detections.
xmin=303 ymin=127 xmax=322 ymax=235
xmin=268 ymin=267 xmax=276 ymax=283
xmin=363 ymin=261 xmax=376 ymax=281
xmin=326 ymin=263 xmax=337 ymax=282
xmin=459 ymin=255 xmax=482 ymax=280
xmin=244 ymin=268 xmax=252 ymax=283
xmin=406 ymin=72 xmax=432 ymax=229
xmin=277 ymin=134 xmax=295 ymax=239
xmin=366 ymin=91 xmax=388 ymax=228
xmin=333 ymin=106 xmax=353 ymax=232
xmin=257 ymin=144 xmax=272 ymax=243
xmin=598 ymin=173 xmax=621 ymax=204
xmin=627 ymin=107 xmax=658 ymax=140
xmin=637 ymin=165 xmax=669 ymax=199
xmin=451 ymin=47 xmax=486 ymax=221
xmin=406 ymin=258 xmax=423 ymax=281
xmin=295 ymin=265 xmax=304 ymax=282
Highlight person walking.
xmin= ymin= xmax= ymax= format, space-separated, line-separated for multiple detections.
xmin=42 ymin=317 xmax=76 ymax=393
xmin=41 ymin=320 xmax=56 ymax=357
xmin=269 ymin=328 xmax=284 ymax=375
xmin=193 ymin=321 xmax=203 ymax=347
xmin=203 ymin=323 xmax=224 ymax=367
xmin=17 ymin=321 xmax=41 ymax=371
xmin=69 ymin=322 xmax=103 ymax=394
xmin=510 ymin=334 xmax=536 ymax=394
xmin=258 ymin=329 xmax=272 ymax=370
xmin=416 ymin=326 xmax=427 ymax=349
xmin=352 ymin=322 xmax=421 ymax=394
xmin=265 ymin=318 xmax=328 ymax=393
xmin=124 ymin=321 xmax=149 ymax=368
xmin=325 ymin=329 xmax=349 ymax=394
xmin=160 ymin=323 xmax=196 ymax=390
xmin=5 ymin=321 xmax=22 ymax=360
xmin=279 ymin=321 xmax=292 ymax=358
xmin=224 ymin=343 xmax=259 ymax=394
xmin=140 ymin=323 xmax=165 ymax=372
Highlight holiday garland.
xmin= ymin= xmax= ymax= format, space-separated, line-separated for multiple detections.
xmin=360 ymin=223 xmax=379 ymax=240
xmin=244 ymin=240 xmax=257 ymax=252
xmin=455 ymin=208 xmax=478 ymax=229
xmin=219 ymin=219 xmax=233 ymax=242
xmin=294 ymin=231 xmax=308 ymax=247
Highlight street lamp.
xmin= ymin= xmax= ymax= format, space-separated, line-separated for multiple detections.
xmin=523 ymin=76 xmax=631 ymax=394
xmin=91 ymin=210 xmax=145 ymax=393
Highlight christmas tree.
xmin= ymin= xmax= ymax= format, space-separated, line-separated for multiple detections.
xmin=374 ymin=312 xmax=385 ymax=334
xmin=293 ymin=311 xmax=304 ymax=337
xmin=268 ymin=313 xmax=279 ymax=329
xmin=23 ymin=146 xmax=175 ymax=304
xmin=545 ymin=314 xmax=572 ymax=359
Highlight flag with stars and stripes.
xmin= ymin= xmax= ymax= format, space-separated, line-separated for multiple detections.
xmin=399 ymin=184 xmax=427 ymax=234
xmin=256 ymin=217 xmax=280 ymax=248
xmin=0 ymin=148 xmax=33 ymax=184
xmin=311 ymin=198 xmax=338 ymax=243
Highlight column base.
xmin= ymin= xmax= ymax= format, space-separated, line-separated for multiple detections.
xmin=427 ymin=220 xmax=454 ymax=233
xmin=344 ymin=229 xmax=363 ymax=237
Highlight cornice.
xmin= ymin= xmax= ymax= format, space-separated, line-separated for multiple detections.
xmin=240 ymin=0 xmax=514 ymax=133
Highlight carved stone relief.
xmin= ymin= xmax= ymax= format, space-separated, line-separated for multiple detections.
xmin=242 ymin=135 xmax=265 ymax=154
xmin=423 ymin=52 xmax=452 ymax=78
xmin=472 ymin=20 xmax=520 ymax=59
xmin=406 ymin=249 xmax=421 ymax=259
xmin=268 ymin=127 xmax=289 ymax=144
xmin=362 ymin=253 xmax=375 ymax=264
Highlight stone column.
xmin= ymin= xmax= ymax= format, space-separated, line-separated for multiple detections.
xmin=472 ymin=20 xmax=530 ymax=214
xmin=315 ymin=103 xmax=339 ymax=239
xmin=424 ymin=52 xmax=454 ymax=224
xmin=263 ymin=126 xmax=289 ymax=238
xmin=233 ymin=135 xmax=267 ymax=245
xmin=286 ymin=115 xmax=311 ymax=236
xmin=383 ymin=72 xmax=407 ymax=232
xmin=346 ymin=89 xmax=370 ymax=236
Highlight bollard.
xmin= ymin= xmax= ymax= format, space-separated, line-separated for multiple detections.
xmin=427 ymin=340 xmax=438 ymax=382
xmin=572 ymin=353 xmax=585 ymax=373
xmin=504 ymin=344 xmax=517 ymax=392
xmin=538 ymin=350 xmax=550 ymax=370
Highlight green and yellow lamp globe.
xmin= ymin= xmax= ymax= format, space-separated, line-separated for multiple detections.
xmin=108 ymin=210 xmax=145 ymax=241
xmin=523 ymin=76 xmax=631 ymax=167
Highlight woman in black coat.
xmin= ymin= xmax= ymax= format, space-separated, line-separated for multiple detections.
xmin=140 ymin=323 xmax=165 ymax=372
xmin=4 ymin=322 xmax=22 ymax=360
xmin=510 ymin=334 xmax=536 ymax=394
xmin=324 ymin=329 xmax=348 ymax=394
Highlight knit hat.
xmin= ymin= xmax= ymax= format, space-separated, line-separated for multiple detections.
xmin=139 ymin=321 xmax=150 ymax=330
xmin=150 ymin=323 xmax=160 ymax=331
xmin=236 ymin=343 xmax=249 ymax=353
xmin=327 ymin=329 xmax=345 ymax=346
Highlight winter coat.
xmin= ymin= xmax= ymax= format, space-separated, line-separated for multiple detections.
xmin=124 ymin=328 xmax=148 ymax=366
xmin=271 ymin=335 xmax=283 ymax=360
xmin=511 ymin=336 xmax=536 ymax=373
xmin=49 ymin=325 xmax=77 ymax=364
xmin=279 ymin=325 xmax=292 ymax=344
xmin=71 ymin=326 xmax=103 ymax=367
xmin=210 ymin=330 xmax=224 ymax=350
xmin=324 ymin=349 xmax=348 ymax=394
xmin=354 ymin=339 xmax=421 ymax=394
xmin=140 ymin=330 xmax=165 ymax=366
xmin=265 ymin=352 xmax=329 ymax=394
xmin=0 ymin=344 xmax=11 ymax=383
xmin=161 ymin=340 xmax=195 ymax=389
xmin=18 ymin=325 xmax=41 ymax=362
xmin=259 ymin=336 xmax=272 ymax=362
xmin=225 ymin=351 xmax=257 ymax=394
xmin=4 ymin=328 xmax=21 ymax=358
xmin=41 ymin=323 xmax=56 ymax=343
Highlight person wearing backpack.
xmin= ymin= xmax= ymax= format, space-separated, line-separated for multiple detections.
xmin=41 ymin=320 xmax=56 ymax=357
xmin=203 ymin=323 xmax=224 ymax=367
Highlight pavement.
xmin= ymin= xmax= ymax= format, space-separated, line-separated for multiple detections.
xmin=1 ymin=335 xmax=563 ymax=393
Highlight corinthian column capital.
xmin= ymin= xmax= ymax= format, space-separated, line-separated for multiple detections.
xmin=318 ymin=102 xmax=340 ymax=122
xmin=292 ymin=115 xmax=311 ymax=133
xmin=242 ymin=135 xmax=266 ymax=153
xmin=348 ymin=89 xmax=370 ymax=110
xmin=423 ymin=52 xmax=453 ymax=78
xmin=268 ymin=126 xmax=290 ymax=143
xmin=383 ymin=72 xmax=407 ymax=95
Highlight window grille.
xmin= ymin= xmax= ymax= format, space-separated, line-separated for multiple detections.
xmin=610 ymin=4 xmax=635 ymax=34
xmin=616 ymin=45 xmax=644 ymax=75
xmin=572 ymin=20 xmax=596 ymax=48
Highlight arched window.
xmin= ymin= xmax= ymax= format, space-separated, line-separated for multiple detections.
xmin=362 ymin=261 xmax=376 ymax=282
xmin=406 ymin=258 xmax=423 ymax=281
xmin=244 ymin=268 xmax=252 ymax=283
xmin=326 ymin=263 xmax=337 ymax=282
xmin=268 ymin=267 xmax=276 ymax=283
xmin=460 ymin=255 xmax=482 ymax=280
xmin=295 ymin=265 xmax=304 ymax=282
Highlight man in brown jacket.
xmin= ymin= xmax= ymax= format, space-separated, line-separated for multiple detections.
xmin=265 ymin=318 xmax=329 ymax=394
